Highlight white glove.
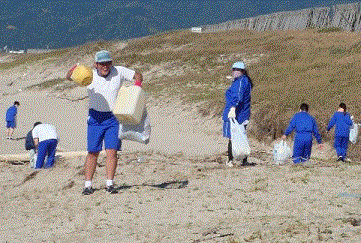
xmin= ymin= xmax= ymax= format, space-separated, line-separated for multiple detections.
xmin=228 ymin=107 xmax=236 ymax=119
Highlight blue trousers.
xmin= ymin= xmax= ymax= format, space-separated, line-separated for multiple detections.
xmin=35 ymin=139 xmax=58 ymax=169
xmin=292 ymin=137 xmax=313 ymax=164
xmin=334 ymin=136 xmax=349 ymax=158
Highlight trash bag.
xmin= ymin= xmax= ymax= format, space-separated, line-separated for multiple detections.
xmin=230 ymin=118 xmax=251 ymax=160
xmin=349 ymin=123 xmax=358 ymax=144
xmin=118 ymin=108 xmax=151 ymax=144
xmin=273 ymin=140 xmax=292 ymax=165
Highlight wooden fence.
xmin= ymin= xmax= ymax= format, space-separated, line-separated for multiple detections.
xmin=199 ymin=2 xmax=361 ymax=33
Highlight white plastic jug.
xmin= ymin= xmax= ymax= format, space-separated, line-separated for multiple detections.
xmin=113 ymin=85 xmax=146 ymax=124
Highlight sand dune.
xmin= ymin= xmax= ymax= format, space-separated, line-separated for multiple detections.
xmin=2 ymin=57 xmax=361 ymax=242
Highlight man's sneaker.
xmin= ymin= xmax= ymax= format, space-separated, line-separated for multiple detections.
xmin=106 ymin=185 xmax=118 ymax=194
xmin=337 ymin=156 xmax=343 ymax=162
xmin=82 ymin=187 xmax=94 ymax=195
xmin=226 ymin=160 xmax=234 ymax=167
xmin=241 ymin=161 xmax=256 ymax=166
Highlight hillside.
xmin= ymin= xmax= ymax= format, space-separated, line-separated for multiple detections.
xmin=3 ymin=28 xmax=361 ymax=242
xmin=3 ymin=27 xmax=361 ymax=157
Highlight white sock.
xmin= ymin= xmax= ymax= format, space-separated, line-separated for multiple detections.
xmin=106 ymin=179 xmax=113 ymax=187
xmin=84 ymin=181 xmax=92 ymax=188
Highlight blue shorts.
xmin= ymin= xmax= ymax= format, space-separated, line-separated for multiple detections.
xmin=6 ymin=121 xmax=16 ymax=128
xmin=87 ymin=109 xmax=120 ymax=152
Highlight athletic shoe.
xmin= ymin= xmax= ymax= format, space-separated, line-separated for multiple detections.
xmin=82 ymin=187 xmax=94 ymax=195
xmin=336 ymin=156 xmax=343 ymax=162
xmin=105 ymin=185 xmax=118 ymax=194
xmin=226 ymin=160 xmax=234 ymax=167
xmin=241 ymin=161 xmax=256 ymax=166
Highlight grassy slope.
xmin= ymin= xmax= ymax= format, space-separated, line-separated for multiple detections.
xmin=2 ymin=27 xmax=361 ymax=159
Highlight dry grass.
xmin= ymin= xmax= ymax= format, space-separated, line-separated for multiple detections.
xmin=25 ymin=78 xmax=77 ymax=90
xmin=3 ymin=28 xmax=361 ymax=159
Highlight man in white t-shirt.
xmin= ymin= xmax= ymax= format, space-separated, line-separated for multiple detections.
xmin=66 ymin=50 xmax=143 ymax=195
xmin=32 ymin=122 xmax=58 ymax=169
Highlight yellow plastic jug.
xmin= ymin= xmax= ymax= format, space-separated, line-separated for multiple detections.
xmin=113 ymin=85 xmax=146 ymax=124
xmin=71 ymin=65 xmax=93 ymax=86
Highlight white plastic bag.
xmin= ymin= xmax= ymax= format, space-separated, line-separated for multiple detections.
xmin=273 ymin=140 xmax=292 ymax=165
xmin=349 ymin=123 xmax=358 ymax=144
xmin=118 ymin=108 xmax=151 ymax=144
xmin=230 ymin=118 xmax=251 ymax=160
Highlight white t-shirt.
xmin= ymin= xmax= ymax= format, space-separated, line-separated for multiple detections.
xmin=32 ymin=124 xmax=58 ymax=142
xmin=87 ymin=66 xmax=135 ymax=112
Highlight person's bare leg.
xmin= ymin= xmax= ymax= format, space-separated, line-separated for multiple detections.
xmin=6 ymin=128 xmax=13 ymax=137
xmin=9 ymin=128 xmax=14 ymax=137
xmin=105 ymin=149 xmax=118 ymax=180
xmin=84 ymin=152 xmax=99 ymax=181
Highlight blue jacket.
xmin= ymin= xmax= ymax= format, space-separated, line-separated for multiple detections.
xmin=6 ymin=105 xmax=17 ymax=121
xmin=327 ymin=111 xmax=353 ymax=137
xmin=222 ymin=74 xmax=252 ymax=123
xmin=285 ymin=111 xmax=322 ymax=143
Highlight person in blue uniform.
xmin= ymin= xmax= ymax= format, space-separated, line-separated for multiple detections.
xmin=222 ymin=61 xmax=254 ymax=167
xmin=327 ymin=103 xmax=353 ymax=162
xmin=32 ymin=122 xmax=58 ymax=169
xmin=282 ymin=103 xmax=323 ymax=164
xmin=5 ymin=101 xmax=20 ymax=139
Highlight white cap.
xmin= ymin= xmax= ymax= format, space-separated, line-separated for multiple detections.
xmin=232 ymin=61 xmax=245 ymax=69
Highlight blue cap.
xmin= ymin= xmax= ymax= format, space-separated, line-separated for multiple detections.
xmin=95 ymin=50 xmax=112 ymax=63
xmin=232 ymin=61 xmax=245 ymax=69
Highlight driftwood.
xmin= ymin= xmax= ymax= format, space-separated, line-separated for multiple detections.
xmin=0 ymin=151 xmax=106 ymax=163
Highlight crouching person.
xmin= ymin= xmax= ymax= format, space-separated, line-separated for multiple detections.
xmin=25 ymin=122 xmax=39 ymax=168
xmin=281 ymin=103 xmax=323 ymax=164
xmin=32 ymin=122 xmax=58 ymax=169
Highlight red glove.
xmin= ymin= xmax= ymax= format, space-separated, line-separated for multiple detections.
xmin=135 ymin=80 xmax=142 ymax=87
xmin=66 ymin=64 xmax=79 ymax=80
xmin=69 ymin=64 xmax=78 ymax=72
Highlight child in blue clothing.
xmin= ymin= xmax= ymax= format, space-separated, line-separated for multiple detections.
xmin=327 ymin=103 xmax=353 ymax=162
xmin=282 ymin=103 xmax=323 ymax=164
xmin=5 ymin=101 xmax=20 ymax=139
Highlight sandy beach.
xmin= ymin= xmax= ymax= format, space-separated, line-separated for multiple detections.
xmin=1 ymin=55 xmax=361 ymax=242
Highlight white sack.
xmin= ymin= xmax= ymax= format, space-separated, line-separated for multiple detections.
xmin=230 ymin=118 xmax=251 ymax=160
xmin=349 ymin=123 xmax=359 ymax=144
xmin=273 ymin=140 xmax=292 ymax=165
xmin=119 ymin=108 xmax=151 ymax=144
